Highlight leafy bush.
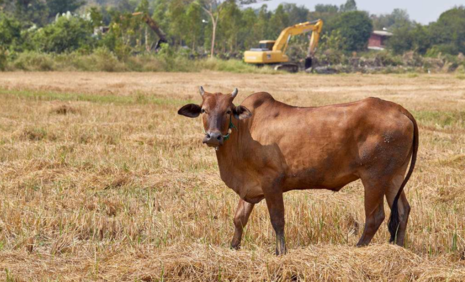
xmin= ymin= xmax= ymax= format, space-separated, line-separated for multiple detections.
xmin=13 ymin=52 xmax=55 ymax=71
xmin=52 ymin=48 xmax=124 ymax=71
xmin=32 ymin=16 xmax=95 ymax=54
xmin=125 ymin=55 xmax=164 ymax=72
xmin=374 ymin=51 xmax=403 ymax=66
xmin=317 ymin=49 xmax=348 ymax=65
xmin=92 ymin=47 xmax=124 ymax=72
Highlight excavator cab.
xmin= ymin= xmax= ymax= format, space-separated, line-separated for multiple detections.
xmin=258 ymin=41 xmax=275 ymax=51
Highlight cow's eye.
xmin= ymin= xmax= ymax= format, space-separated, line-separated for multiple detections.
xmin=201 ymin=109 xmax=206 ymax=114
xmin=226 ymin=110 xmax=232 ymax=114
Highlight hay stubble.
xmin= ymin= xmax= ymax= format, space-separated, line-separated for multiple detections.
xmin=0 ymin=72 xmax=464 ymax=281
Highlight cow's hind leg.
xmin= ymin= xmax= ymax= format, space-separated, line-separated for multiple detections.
xmin=357 ymin=176 xmax=386 ymax=246
xmin=385 ymin=168 xmax=411 ymax=246
xmin=231 ymin=199 xmax=255 ymax=250
xmin=264 ymin=191 xmax=286 ymax=255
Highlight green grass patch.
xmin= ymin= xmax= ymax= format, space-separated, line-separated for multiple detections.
xmin=406 ymin=73 xmax=419 ymax=78
xmin=0 ymin=88 xmax=194 ymax=106
xmin=414 ymin=110 xmax=465 ymax=128
xmin=199 ymin=58 xmax=278 ymax=74
xmin=3 ymin=50 xmax=281 ymax=74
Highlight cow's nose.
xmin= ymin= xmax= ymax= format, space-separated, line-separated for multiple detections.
xmin=203 ymin=132 xmax=223 ymax=147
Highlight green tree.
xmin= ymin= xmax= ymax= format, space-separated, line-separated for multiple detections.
xmin=0 ymin=12 xmax=22 ymax=48
xmin=340 ymin=0 xmax=357 ymax=12
xmin=372 ymin=9 xmax=410 ymax=30
xmin=219 ymin=0 xmax=242 ymax=52
xmin=153 ymin=0 xmax=170 ymax=40
xmin=428 ymin=6 xmax=465 ymax=54
xmin=410 ymin=24 xmax=431 ymax=54
xmin=255 ymin=5 xmax=270 ymax=39
xmin=240 ymin=8 xmax=258 ymax=50
xmin=32 ymin=16 xmax=95 ymax=53
xmin=330 ymin=11 xmax=372 ymax=51
xmin=186 ymin=2 xmax=203 ymax=51
xmin=89 ymin=7 xmax=104 ymax=28
xmin=314 ymin=4 xmax=338 ymax=13
xmin=390 ymin=9 xmax=410 ymax=28
xmin=310 ymin=4 xmax=338 ymax=29
xmin=283 ymin=4 xmax=309 ymax=25
xmin=201 ymin=0 xmax=269 ymax=58
xmin=388 ymin=24 xmax=413 ymax=54
xmin=136 ymin=0 xmax=152 ymax=51
xmin=10 ymin=0 xmax=49 ymax=26
xmin=200 ymin=0 xmax=223 ymax=58
xmin=47 ymin=0 xmax=85 ymax=18
xmin=115 ymin=0 xmax=138 ymax=13
xmin=137 ymin=0 xmax=150 ymax=13
xmin=168 ymin=0 xmax=188 ymax=46
xmin=268 ymin=4 xmax=289 ymax=39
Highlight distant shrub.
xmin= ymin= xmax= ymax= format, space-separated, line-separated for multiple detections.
xmin=49 ymin=48 xmax=124 ymax=72
xmin=156 ymin=44 xmax=193 ymax=72
xmin=126 ymin=55 xmax=164 ymax=72
xmin=317 ymin=49 xmax=348 ymax=66
xmin=456 ymin=65 xmax=465 ymax=74
xmin=375 ymin=51 xmax=403 ymax=66
xmin=92 ymin=47 xmax=124 ymax=72
xmin=13 ymin=52 xmax=55 ymax=71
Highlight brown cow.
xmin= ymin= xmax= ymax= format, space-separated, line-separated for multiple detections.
xmin=178 ymin=87 xmax=418 ymax=255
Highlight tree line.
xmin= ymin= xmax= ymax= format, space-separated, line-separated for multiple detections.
xmin=0 ymin=0 xmax=464 ymax=62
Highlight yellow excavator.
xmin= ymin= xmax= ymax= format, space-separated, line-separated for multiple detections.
xmin=244 ymin=19 xmax=323 ymax=72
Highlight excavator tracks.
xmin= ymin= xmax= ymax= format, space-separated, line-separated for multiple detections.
xmin=274 ymin=63 xmax=299 ymax=73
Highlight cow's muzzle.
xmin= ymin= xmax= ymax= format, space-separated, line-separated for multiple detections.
xmin=203 ymin=131 xmax=224 ymax=147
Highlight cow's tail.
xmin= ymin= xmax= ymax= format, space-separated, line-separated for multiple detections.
xmin=388 ymin=110 xmax=419 ymax=243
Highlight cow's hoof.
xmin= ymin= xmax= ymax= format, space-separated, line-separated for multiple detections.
xmin=230 ymin=243 xmax=240 ymax=250
xmin=275 ymin=247 xmax=287 ymax=256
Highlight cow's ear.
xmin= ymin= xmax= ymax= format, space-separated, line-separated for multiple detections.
xmin=233 ymin=105 xmax=252 ymax=120
xmin=178 ymin=104 xmax=201 ymax=118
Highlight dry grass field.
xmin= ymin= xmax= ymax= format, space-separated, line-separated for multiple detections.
xmin=0 ymin=72 xmax=464 ymax=281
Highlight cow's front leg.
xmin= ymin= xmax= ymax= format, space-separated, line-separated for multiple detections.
xmin=231 ymin=199 xmax=255 ymax=250
xmin=264 ymin=191 xmax=286 ymax=255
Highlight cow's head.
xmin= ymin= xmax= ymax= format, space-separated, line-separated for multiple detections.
xmin=178 ymin=87 xmax=252 ymax=148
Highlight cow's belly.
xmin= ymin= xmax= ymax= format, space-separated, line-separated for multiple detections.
xmin=280 ymin=142 xmax=361 ymax=191
xmin=282 ymin=167 xmax=359 ymax=191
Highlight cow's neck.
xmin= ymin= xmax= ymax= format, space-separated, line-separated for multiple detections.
xmin=215 ymin=119 xmax=246 ymax=178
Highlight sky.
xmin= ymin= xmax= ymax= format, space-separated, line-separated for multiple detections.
xmin=246 ymin=0 xmax=465 ymax=24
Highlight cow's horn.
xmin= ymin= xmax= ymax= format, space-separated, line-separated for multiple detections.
xmin=199 ymin=86 xmax=205 ymax=96
xmin=231 ymin=88 xmax=238 ymax=98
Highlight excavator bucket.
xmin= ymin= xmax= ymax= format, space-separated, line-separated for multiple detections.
xmin=155 ymin=39 xmax=168 ymax=50
xmin=304 ymin=57 xmax=313 ymax=70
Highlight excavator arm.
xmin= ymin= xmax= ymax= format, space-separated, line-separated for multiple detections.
xmin=273 ymin=19 xmax=323 ymax=56
xmin=132 ymin=12 xmax=168 ymax=50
